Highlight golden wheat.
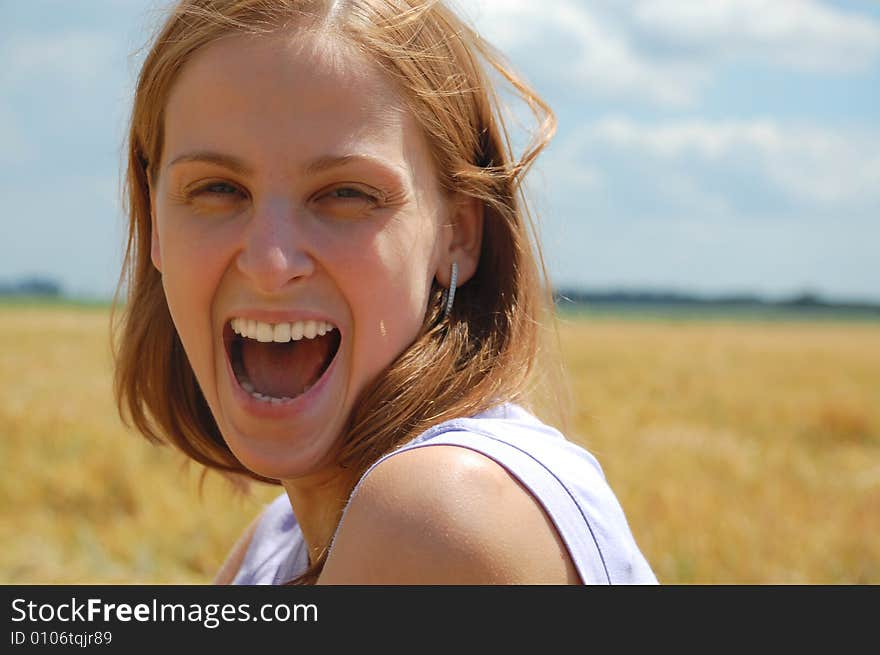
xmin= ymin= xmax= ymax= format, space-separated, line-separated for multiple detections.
xmin=1 ymin=306 xmax=877 ymax=583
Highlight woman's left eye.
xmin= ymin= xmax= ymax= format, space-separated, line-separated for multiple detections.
xmin=313 ymin=186 xmax=383 ymax=217
xmin=325 ymin=187 xmax=378 ymax=202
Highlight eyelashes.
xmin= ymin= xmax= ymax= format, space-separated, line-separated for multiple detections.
xmin=322 ymin=187 xmax=382 ymax=204
xmin=196 ymin=181 xmax=242 ymax=196
xmin=182 ymin=181 xmax=383 ymax=207
xmin=175 ymin=181 xmax=246 ymax=209
xmin=186 ymin=181 xmax=245 ymax=200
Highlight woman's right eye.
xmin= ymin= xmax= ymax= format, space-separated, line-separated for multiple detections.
xmin=190 ymin=181 xmax=244 ymax=198
xmin=180 ymin=181 xmax=249 ymax=212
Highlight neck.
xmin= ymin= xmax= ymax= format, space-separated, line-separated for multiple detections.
xmin=281 ymin=464 xmax=356 ymax=567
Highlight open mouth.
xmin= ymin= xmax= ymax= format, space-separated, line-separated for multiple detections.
xmin=225 ymin=318 xmax=341 ymax=404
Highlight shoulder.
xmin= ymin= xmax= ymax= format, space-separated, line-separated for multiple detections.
xmin=319 ymin=444 xmax=580 ymax=584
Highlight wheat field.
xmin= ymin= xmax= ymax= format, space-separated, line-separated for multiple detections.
xmin=1 ymin=305 xmax=877 ymax=583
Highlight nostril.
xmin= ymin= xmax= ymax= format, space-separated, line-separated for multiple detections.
xmin=236 ymin=243 xmax=315 ymax=290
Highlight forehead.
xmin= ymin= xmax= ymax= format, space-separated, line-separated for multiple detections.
xmin=161 ymin=29 xmax=426 ymax=177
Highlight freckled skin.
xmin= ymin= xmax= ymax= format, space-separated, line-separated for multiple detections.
xmin=150 ymin=32 xmax=451 ymax=501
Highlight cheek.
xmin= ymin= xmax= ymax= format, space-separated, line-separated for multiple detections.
xmin=341 ymin=222 xmax=436 ymax=367
xmin=156 ymin=211 xmax=236 ymax=389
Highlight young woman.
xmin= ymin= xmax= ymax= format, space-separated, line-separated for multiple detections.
xmin=114 ymin=0 xmax=657 ymax=585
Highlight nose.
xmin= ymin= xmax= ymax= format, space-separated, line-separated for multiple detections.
xmin=236 ymin=198 xmax=315 ymax=293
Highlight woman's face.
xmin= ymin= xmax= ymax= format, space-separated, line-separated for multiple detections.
xmin=150 ymin=31 xmax=449 ymax=481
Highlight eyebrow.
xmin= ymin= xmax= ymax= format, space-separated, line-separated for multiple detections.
xmin=167 ymin=151 xmax=253 ymax=175
xmin=166 ymin=150 xmax=401 ymax=178
xmin=305 ymin=154 xmax=373 ymax=176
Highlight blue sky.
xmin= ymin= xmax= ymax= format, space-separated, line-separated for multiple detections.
xmin=2 ymin=0 xmax=879 ymax=301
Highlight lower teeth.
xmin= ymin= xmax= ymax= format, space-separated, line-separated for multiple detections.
xmin=235 ymin=372 xmax=303 ymax=402
xmin=250 ymin=390 xmax=296 ymax=403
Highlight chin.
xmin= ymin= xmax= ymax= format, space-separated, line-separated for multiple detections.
xmin=217 ymin=412 xmax=344 ymax=481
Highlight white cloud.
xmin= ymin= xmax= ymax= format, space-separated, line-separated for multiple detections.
xmin=587 ymin=117 xmax=786 ymax=160
xmin=0 ymin=31 xmax=117 ymax=86
xmin=572 ymin=117 xmax=880 ymax=207
xmin=633 ymin=0 xmax=880 ymax=74
xmin=458 ymin=0 xmax=706 ymax=106
xmin=456 ymin=0 xmax=880 ymax=106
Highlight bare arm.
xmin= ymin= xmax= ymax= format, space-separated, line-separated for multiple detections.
xmin=318 ymin=445 xmax=581 ymax=585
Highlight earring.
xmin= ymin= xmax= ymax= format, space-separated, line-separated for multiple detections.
xmin=442 ymin=261 xmax=458 ymax=318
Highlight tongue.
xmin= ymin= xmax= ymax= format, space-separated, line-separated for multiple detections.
xmin=241 ymin=337 xmax=330 ymax=398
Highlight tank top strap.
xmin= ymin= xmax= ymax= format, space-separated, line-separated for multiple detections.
xmin=331 ymin=402 xmax=655 ymax=584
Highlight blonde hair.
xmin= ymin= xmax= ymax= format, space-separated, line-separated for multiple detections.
xmin=113 ymin=0 xmax=567 ymax=583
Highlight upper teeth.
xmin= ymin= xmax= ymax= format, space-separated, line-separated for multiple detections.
xmin=231 ymin=318 xmax=335 ymax=343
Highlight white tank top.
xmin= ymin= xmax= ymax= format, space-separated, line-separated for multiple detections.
xmin=232 ymin=403 xmax=658 ymax=584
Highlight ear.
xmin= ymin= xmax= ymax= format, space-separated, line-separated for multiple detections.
xmin=147 ymin=172 xmax=162 ymax=273
xmin=437 ymin=194 xmax=483 ymax=287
